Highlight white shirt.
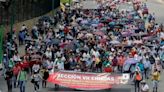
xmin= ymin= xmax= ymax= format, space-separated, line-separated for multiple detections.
xmin=32 ymin=64 xmax=40 ymax=72
xmin=45 ymin=51 xmax=52 ymax=59
xmin=53 ymin=59 xmax=64 ymax=70
xmin=141 ymin=84 xmax=149 ymax=92
xmin=13 ymin=55 xmax=20 ymax=61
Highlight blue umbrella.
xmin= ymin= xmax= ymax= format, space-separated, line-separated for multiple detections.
xmin=108 ymin=22 xmax=116 ymax=28
xmin=125 ymin=58 xmax=139 ymax=64
xmin=134 ymin=16 xmax=140 ymax=20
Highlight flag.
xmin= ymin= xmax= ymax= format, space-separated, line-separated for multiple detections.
xmin=0 ymin=25 xmax=5 ymax=64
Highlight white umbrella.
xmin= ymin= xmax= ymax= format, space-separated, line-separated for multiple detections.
xmin=76 ymin=17 xmax=83 ymax=22
xmin=81 ymin=20 xmax=88 ymax=24
xmin=109 ymin=40 xmax=120 ymax=44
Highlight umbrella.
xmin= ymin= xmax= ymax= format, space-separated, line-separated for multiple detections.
xmin=114 ymin=24 xmax=124 ymax=29
xmin=51 ymin=39 xmax=60 ymax=45
xmin=29 ymin=60 xmax=41 ymax=67
xmin=16 ymin=61 xmax=31 ymax=69
xmin=64 ymin=42 xmax=75 ymax=50
xmin=133 ymin=40 xmax=143 ymax=44
xmin=122 ymin=18 xmax=129 ymax=22
xmin=66 ymin=36 xmax=73 ymax=40
xmin=59 ymin=43 xmax=68 ymax=48
xmin=100 ymin=38 xmax=107 ymax=43
xmin=93 ymin=31 xmax=105 ymax=36
xmin=81 ymin=20 xmax=88 ymax=24
xmin=143 ymin=36 xmax=151 ymax=40
xmin=125 ymin=58 xmax=139 ymax=64
xmin=76 ymin=17 xmax=83 ymax=21
xmin=121 ymin=31 xmax=132 ymax=37
xmin=98 ymin=23 xmax=104 ymax=28
xmin=109 ymin=40 xmax=120 ymax=44
xmin=79 ymin=47 xmax=89 ymax=52
xmin=91 ymin=24 xmax=98 ymax=27
xmin=134 ymin=16 xmax=140 ymax=20
xmin=108 ymin=22 xmax=116 ymax=25
xmin=85 ymin=33 xmax=93 ymax=37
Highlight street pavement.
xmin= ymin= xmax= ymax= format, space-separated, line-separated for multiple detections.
xmin=0 ymin=0 xmax=164 ymax=92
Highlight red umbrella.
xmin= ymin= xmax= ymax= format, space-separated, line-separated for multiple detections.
xmin=107 ymin=18 xmax=112 ymax=22
xmin=104 ymin=67 xmax=113 ymax=73
xmin=59 ymin=43 xmax=68 ymax=48
xmin=29 ymin=60 xmax=41 ymax=67
xmin=100 ymin=38 xmax=107 ymax=43
xmin=16 ymin=61 xmax=29 ymax=69
xmin=98 ymin=23 xmax=104 ymax=28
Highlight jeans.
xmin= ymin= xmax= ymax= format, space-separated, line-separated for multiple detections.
xmin=153 ymin=80 xmax=158 ymax=92
xmin=6 ymin=79 xmax=12 ymax=92
xmin=13 ymin=75 xmax=17 ymax=88
xmin=144 ymin=68 xmax=149 ymax=79
xmin=34 ymin=81 xmax=40 ymax=91
xmin=135 ymin=80 xmax=140 ymax=92
xmin=42 ymin=80 xmax=47 ymax=88
xmin=19 ymin=81 xmax=26 ymax=92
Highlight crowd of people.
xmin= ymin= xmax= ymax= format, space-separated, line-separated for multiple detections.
xmin=1 ymin=0 xmax=164 ymax=92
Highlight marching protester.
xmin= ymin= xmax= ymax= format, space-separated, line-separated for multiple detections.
xmin=41 ymin=68 xmax=49 ymax=88
xmin=4 ymin=67 xmax=13 ymax=92
xmin=133 ymin=70 xmax=142 ymax=92
xmin=143 ymin=58 xmax=151 ymax=79
xmin=17 ymin=68 xmax=27 ymax=92
xmin=12 ymin=63 xmax=21 ymax=88
xmin=151 ymin=68 xmax=160 ymax=92
xmin=31 ymin=72 xmax=42 ymax=92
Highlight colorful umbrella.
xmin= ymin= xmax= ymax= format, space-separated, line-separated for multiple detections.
xmin=125 ymin=58 xmax=139 ymax=64
xmin=109 ymin=40 xmax=120 ymax=44
xmin=93 ymin=31 xmax=105 ymax=36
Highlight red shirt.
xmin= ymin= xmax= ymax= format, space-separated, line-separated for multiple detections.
xmin=13 ymin=66 xmax=21 ymax=76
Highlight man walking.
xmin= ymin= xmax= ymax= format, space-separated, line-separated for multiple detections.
xmin=5 ymin=68 xmax=13 ymax=92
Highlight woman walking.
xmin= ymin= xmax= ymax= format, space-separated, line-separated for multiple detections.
xmin=31 ymin=72 xmax=42 ymax=92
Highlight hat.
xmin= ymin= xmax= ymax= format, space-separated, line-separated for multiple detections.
xmin=141 ymin=80 xmax=146 ymax=84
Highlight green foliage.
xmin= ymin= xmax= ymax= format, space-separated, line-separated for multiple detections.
xmin=60 ymin=0 xmax=72 ymax=4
